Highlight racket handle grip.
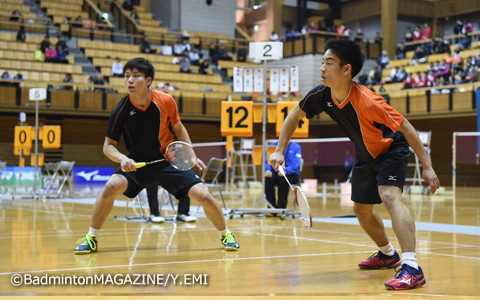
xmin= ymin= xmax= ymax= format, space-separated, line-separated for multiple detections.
xmin=121 ymin=162 xmax=146 ymax=172
xmin=278 ymin=165 xmax=286 ymax=176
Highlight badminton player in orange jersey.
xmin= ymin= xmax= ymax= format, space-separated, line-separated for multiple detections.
xmin=74 ymin=58 xmax=239 ymax=254
xmin=270 ymin=40 xmax=440 ymax=290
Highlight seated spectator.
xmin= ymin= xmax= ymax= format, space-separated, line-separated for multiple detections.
xmin=269 ymin=31 xmax=279 ymax=41
xmin=412 ymin=26 xmax=422 ymax=41
xmin=309 ymin=21 xmax=318 ymax=31
xmin=130 ymin=9 xmax=139 ymax=23
xmin=179 ymin=56 xmax=193 ymax=73
xmin=140 ymin=36 xmax=156 ymax=54
xmin=40 ymin=36 xmax=51 ymax=53
xmin=84 ymin=19 xmax=95 ymax=30
xmin=0 ymin=71 xmax=12 ymax=86
xmin=218 ymin=44 xmax=232 ymax=61
xmin=377 ymin=50 xmax=389 ymax=69
xmin=10 ymin=73 xmax=24 ymax=88
xmin=188 ymin=48 xmax=201 ymax=66
xmin=9 ymin=10 xmax=22 ymax=22
xmin=465 ymin=65 xmax=478 ymax=82
xmin=59 ymin=73 xmax=73 ymax=90
xmin=386 ymin=66 xmax=400 ymax=83
xmin=421 ymin=23 xmax=431 ymax=40
xmin=355 ymin=27 xmax=365 ymax=42
xmin=92 ymin=75 xmax=106 ymax=92
xmin=198 ymin=58 xmax=210 ymax=75
xmin=208 ymin=43 xmax=219 ymax=65
xmin=16 ymin=24 xmax=26 ymax=42
xmin=55 ymin=36 xmax=69 ymax=55
xmin=413 ymin=71 xmax=427 ymax=87
xmin=122 ymin=0 xmax=133 ymax=11
xmin=395 ymin=66 xmax=408 ymax=82
xmin=402 ymin=72 xmax=415 ymax=89
xmin=425 ymin=70 xmax=437 ymax=87
xmin=411 ymin=45 xmax=427 ymax=65
xmin=173 ymin=39 xmax=185 ymax=56
xmin=44 ymin=45 xmax=58 ymax=63
xmin=433 ymin=38 xmax=450 ymax=54
xmin=111 ymin=57 xmax=123 ymax=77
xmin=356 ymin=71 xmax=367 ymax=85
xmin=157 ymin=82 xmax=179 ymax=92
xmin=236 ymin=45 xmax=247 ymax=62
xmin=396 ymin=43 xmax=406 ymax=59
xmin=451 ymin=50 xmax=464 ymax=71
xmin=55 ymin=45 xmax=68 ymax=63
xmin=434 ymin=60 xmax=451 ymax=82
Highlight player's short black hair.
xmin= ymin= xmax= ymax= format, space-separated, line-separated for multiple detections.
xmin=123 ymin=57 xmax=155 ymax=81
xmin=325 ymin=39 xmax=364 ymax=78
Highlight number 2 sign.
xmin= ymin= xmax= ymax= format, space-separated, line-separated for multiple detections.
xmin=221 ymin=101 xmax=253 ymax=137
xmin=248 ymin=42 xmax=283 ymax=61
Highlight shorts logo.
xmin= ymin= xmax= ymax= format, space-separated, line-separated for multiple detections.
xmin=326 ymin=102 xmax=333 ymax=107
xmin=130 ymin=109 xmax=136 ymax=116
xmin=387 ymin=175 xmax=397 ymax=181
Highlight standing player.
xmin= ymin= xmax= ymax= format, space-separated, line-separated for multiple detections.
xmin=74 ymin=57 xmax=239 ymax=254
xmin=270 ymin=40 xmax=440 ymax=290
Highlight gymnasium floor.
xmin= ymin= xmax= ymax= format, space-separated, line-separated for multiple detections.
xmin=0 ymin=185 xmax=479 ymax=298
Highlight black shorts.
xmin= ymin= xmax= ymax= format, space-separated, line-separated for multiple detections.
xmin=114 ymin=161 xmax=202 ymax=199
xmin=350 ymin=152 xmax=409 ymax=204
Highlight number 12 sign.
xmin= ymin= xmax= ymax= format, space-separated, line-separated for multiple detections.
xmin=221 ymin=101 xmax=253 ymax=137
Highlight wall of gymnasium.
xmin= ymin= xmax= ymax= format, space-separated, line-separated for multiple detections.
xmin=151 ymin=0 xmax=236 ymax=37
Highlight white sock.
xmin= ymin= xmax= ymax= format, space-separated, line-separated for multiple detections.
xmin=402 ymin=252 xmax=418 ymax=269
xmin=379 ymin=242 xmax=395 ymax=256
xmin=88 ymin=227 xmax=98 ymax=236
xmin=220 ymin=228 xmax=230 ymax=237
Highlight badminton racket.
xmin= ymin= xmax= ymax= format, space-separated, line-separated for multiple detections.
xmin=278 ymin=165 xmax=313 ymax=228
xmin=122 ymin=141 xmax=197 ymax=171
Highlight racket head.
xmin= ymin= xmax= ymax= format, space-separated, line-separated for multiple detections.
xmin=294 ymin=185 xmax=313 ymax=228
xmin=165 ymin=141 xmax=197 ymax=171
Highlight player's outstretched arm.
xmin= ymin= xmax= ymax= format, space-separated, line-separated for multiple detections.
xmin=399 ymin=118 xmax=440 ymax=194
xmin=270 ymin=105 xmax=306 ymax=170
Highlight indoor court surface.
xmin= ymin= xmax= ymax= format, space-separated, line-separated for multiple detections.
xmin=0 ymin=186 xmax=479 ymax=298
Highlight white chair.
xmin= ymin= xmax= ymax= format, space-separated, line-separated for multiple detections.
xmin=0 ymin=161 xmax=7 ymax=194
xmin=406 ymin=130 xmax=432 ymax=187
xmin=202 ymin=157 xmax=227 ymax=210
xmin=231 ymin=138 xmax=257 ymax=187
xmin=42 ymin=160 xmax=75 ymax=198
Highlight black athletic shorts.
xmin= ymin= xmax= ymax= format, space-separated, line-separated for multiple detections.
xmin=350 ymin=152 xmax=409 ymax=205
xmin=114 ymin=161 xmax=202 ymax=199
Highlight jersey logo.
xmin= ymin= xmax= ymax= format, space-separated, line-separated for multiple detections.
xmin=387 ymin=175 xmax=397 ymax=181
xmin=326 ymin=102 xmax=333 ymax=107
xmin=129 ymin=109 xmax=136 ymax=116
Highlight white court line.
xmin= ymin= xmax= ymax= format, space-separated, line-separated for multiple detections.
xmin=0 ymin=250 xmax=372 ymax=276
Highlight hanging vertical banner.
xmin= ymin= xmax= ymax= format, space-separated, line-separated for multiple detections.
xmin=269 ymin=68 xmax=279 ymax=94
xmin=253 ymin=68 xmax=263 ymax=92
xmin=290 ymin=66 xmax=299 ymax=92
xmin=279 ymin=68 xmax=289 ymax=92
xmin=243 ymin=68 xmax=253 ymax=92
xmin=233 ymin=67 xmax=243 ymax=92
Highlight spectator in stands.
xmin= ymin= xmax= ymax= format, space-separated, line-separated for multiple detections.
xmin=396 ymin=66 xmax=408 ymax=83
xmin=465 ymin=64 xmax=478 ymax=83
xmin=336 ymin=24 xmax=345 ymax=39
xmin=60 ymin=73 xmax=74 ymax=90
xmin=344 ymin=27 xmax=354 ymax=41
xmin=179 ymin=56 xmax=193 ymax=73
xmin=122 ymin=0 xmax=134 ymax=11
xmin=433 ymin=37 xmax=450 ymax=54
xmin=386 ymin=66 xmax=400 ymax=83
xmin=411 ymin=45 xmax=427 ymax=65
xmin=355 ymin=27 xmax=365 ymax=42
xmin=73 ymin=15 xmax=83 ymax=28
xmin=357 ymin=71 xmax=367 ymax=85
xmin=413 ymin=71 xmax=427 ymax=87
xmin=396 ymin=42 xmax=406 ymax=59
xmin=451 ymin=49 xmax=464 ymax=71
xmin=198 ymin=58 xmax=210 ymax=75
xmin=269 ymin=31 xmax=279 ymax=41
xmin=208 ymin=43 xmax=219 ymax=65
xmin=9 ymin=10 xmax=22 ymax=22
xmin=460 ymin=20 xmax=473 ymax=49
xmin=84 ymin=19 xmax=95 ymax=30
xmin=16 ymin=24 xmax=26 ymax=42
xmin=0 ymin=72 xmax=12 ymax=86
xmin=188 ymin=48 xmax=201 ymax=66
xmin=218 ymin=44 xmax=232 ymax=61
xmin=140 ymin=36 xmax=156 ymax=54
xmin=402 ymin=72 xmax=415 ymax=89
xmin=173 ymin=39 xmax=184 ymax=56
xmin=92 ymin=75 xmax=106 ymax=92
xmin=377 ymin=50 xmax=390 ymax=69
xmin=55 ymin=45 xmax=68 ymax=64
xmin=236 ymin=45 xmax=247 ymax=62
xmin=40 ymin=36 xmax=51 ymax=53
xmin=404 ymin=27 xmax=413 ymax=43
xmin=374 ymin=32 xmax=383 ymax=44
xmin=44 ymin=44 xmax=58 ymax=63
xmin=434 ymin=59 xmax=451 ymax=83
xmin=309 ymin=21 xmax=318 ymax=31
xmin=412 ymin=26 xmax=422 ymax=41
xmin=453 ymin=20 xmax=463 ymax=44
xmin=55 ymin=36 xmax=69 ymax=55
xmin=111 ymin=57 xmax=124 ymax=77
xmin=157 ymin=82 xmax=175 ymax=92
xmin=130 ymin=9 xmax=139 ymax=23
xmin=425 ymin=70 xmax=437 ymax=87
xmin=421 ymin=23 xmax=431 ymax=40
xmin=301 ymin=23 xmax=310 ymax=34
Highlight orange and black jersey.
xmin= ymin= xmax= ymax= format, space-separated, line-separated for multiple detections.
xmin=299 ymin=82 xmax=409 ymax=162
xmin=107 ymin=89 xmax=180 ymax=162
